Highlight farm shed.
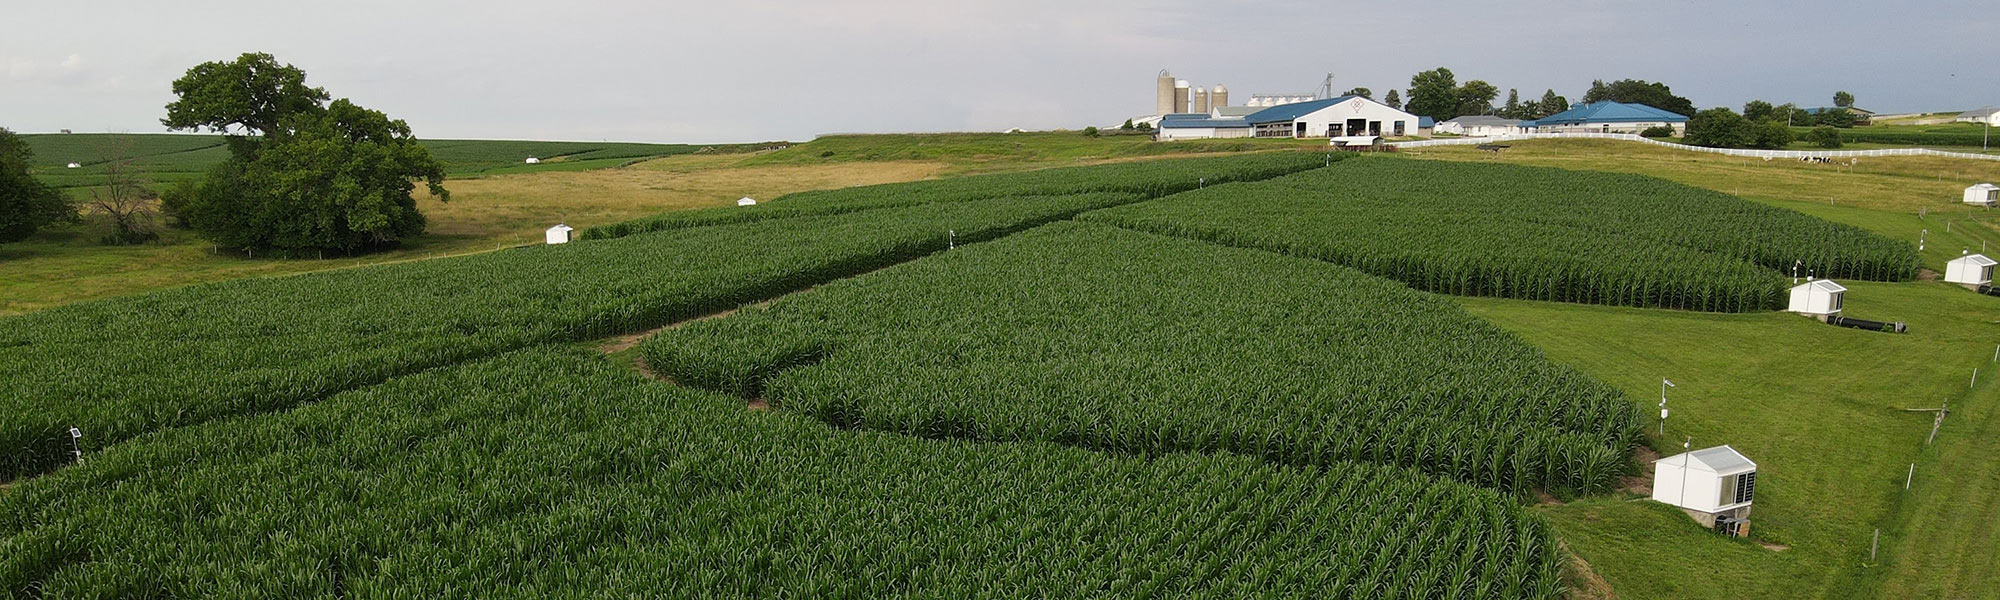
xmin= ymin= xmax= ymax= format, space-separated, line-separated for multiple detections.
xmin=1787 ymin=279 xmax=1845 ymax=316
xmin=1155 ymin=114 xmax=1251 ymax=140
xmin=1243 ymin=96 xmax=1427 ymax=139
xmin=524 ymin=157 xmax=541 ymax=164
xmin=1956 ymin=107 xmax=2000 ymax=126
xmin=1965 ymin=183 xmax=1999 ymax=207
xmin=1435 ymin=116 xmax=1525 ymax=137
xmin=1653 ymin=445 xmax=1757 ymax=534
xmin=1945 ymin=253 xmax=1997 ymax=287
xmin=1525 ymin=101 xmax=1688 ymax=135
xmin=738 ymin=197 xmax=757 ymax=206
xmin=545 ymin=224 xmax=573 ymax=245
xmin=65 ymin=162 xmax=80 ymax=169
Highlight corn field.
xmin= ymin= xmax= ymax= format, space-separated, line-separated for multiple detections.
xmin=580 ymin=152 xmax=1336 ymax=240
xmin=1084 ymin=158 xmax=1919 ymax=311
xmin=645 ymin=223 xmax=1640 ymax=494
xmin=0 ymin=190 xmax=1150 ymax=480
xmin=0 ymin=348 xmax=1567 ymax=598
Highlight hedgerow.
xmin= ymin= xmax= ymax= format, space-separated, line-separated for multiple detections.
xmin=0 ymin=347 xmax=1567 ymax=599
xmin=644 ymin=223 xmax=1639 ymax=494
xmin=1084 ymin=158 xmax=1916 ymax=311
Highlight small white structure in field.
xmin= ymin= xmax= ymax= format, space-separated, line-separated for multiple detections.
xmin=1787 ymin=279 xmax=1846 ymax=317
xmin=65 ymin=162 xmax=81 ymax=169
xmin=1966 ymin=183 xmax=1999 ymax=207
xmin=525 ymin=157 xmax=542 ymax=164
xmin=1653 ymin=445 xmax=1757 ymax=533
xmin=1945 ymin=253 xmax=1997 ymax=287
xmin=737 ymin=197 xmax=757 ymax=206
xmin=545 ymin=223 xmax=573 ymax=245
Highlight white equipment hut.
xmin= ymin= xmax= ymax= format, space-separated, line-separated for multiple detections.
xmin=1653 ymin=445 xmax=1757 ymax=535
xmin=545 ymin=223 xmax=574 ymax=245
xmin=737 ymin=197 xmax=757 ymax=206
xmin=65 ymin=162 xmax=81 ymax=169
xmin=1965 ymin=183 xmax=1999 ymax=207
xmin=1945 ymin=253 xmax=1998 ymax=287
xmin=525 ymin=157 xmax=542 ymax=164
xmin=1787 ymin=279 xmax=1846 ymax=317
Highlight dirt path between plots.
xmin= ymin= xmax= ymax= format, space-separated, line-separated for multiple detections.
xmin=1560 ymin=541 xmax=1618 ymax=600
xmin=594 ymin=299 xmax=781 ymax=412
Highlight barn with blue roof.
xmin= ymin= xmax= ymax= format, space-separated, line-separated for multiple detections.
xmin=1526 ymin=101 xmax=1689 ymax=135
xmin=1241 ymin=95 xmax=1426 ymax=139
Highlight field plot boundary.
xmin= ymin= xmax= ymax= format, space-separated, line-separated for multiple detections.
xmin=1396 ymin=132 xmax=2000 ymax=161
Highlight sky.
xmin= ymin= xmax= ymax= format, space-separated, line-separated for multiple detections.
xmin=3 ymin=0 xmax=1995 ymax=144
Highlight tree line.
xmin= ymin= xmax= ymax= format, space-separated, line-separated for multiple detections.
xmin=0 ymin=53 xmax=447 ymax=257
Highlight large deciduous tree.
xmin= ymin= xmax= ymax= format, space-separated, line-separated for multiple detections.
xmin=1405 ymin=67 xmax=1458 ymax=121
xmin=1580 ymin=79 xmax=1696 ymax=116
xmin=162 ymin=53 xmax=447 ymax=257
xmin=1454 ymin=80 xmax=1499 ymax=117
xmin=1833 ymin=91 xmax=1854 ymax=108
xmin=1684 ymin=107 xmax=1752 ymax=148
xmin=0 ymin=127 xmax=75 ymax=244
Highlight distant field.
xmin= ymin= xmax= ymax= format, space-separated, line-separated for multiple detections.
xmin=1791 ymin=122 xmax=1995 ymax=148
xmin=742 ymin=131 xmax=1326 ymax=175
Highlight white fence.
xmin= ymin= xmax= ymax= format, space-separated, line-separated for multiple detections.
xmin=1391 ymin=132 xmax=2000 ymax=162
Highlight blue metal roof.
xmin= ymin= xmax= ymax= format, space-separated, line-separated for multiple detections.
xmin=1534 ymin=101 xmax=1688 ymax=125
xmin=1519 ymin=119 xmax=1538 ymax=128
xmin=1243 ymin=96 xmax=1357 ymax=124
xmin=1157 ymin=116 xmax=1248 ymax=129
xmin=1418 ymin=116 xmax=1435 ymax=128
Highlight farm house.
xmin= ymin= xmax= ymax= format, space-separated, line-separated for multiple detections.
xmin=1956 ymin=107 xmax=2000 ymax=126
xmin=1435 ymin=116 xmax=1525 ymax=137
xmin=1652 ymin=445 xmax=1757 ymax=534
xmin=1524 ymin=101 xmax=1688 ymax=135
xmin=1243 ymin=96 xmax=1427 ymax=139
xmin=1787 ymin=279 xmax=1845 ymax=316
xmin=1945 ymin=254 xmax=1997 ymax=287
xmin=1965 ymin=183 xmax=1998 ymax=207
xmin=545 ymin=223 xmax=573 ymax=244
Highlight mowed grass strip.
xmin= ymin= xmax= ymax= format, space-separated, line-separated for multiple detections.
xmin=644 ymin=222 xmax=1639 ymax=494
xmin=1 ymin=346 xmax=1568 ymax=599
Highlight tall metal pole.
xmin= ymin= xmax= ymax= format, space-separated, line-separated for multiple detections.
xmin=1678 ymin=437 xmax=1692 ymax=511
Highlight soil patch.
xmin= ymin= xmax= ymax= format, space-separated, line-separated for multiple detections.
xmin=1619 ymin=445 xmax=1662 ymax=495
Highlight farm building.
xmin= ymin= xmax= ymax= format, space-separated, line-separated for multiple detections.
xmin=1955 ymin=107 xmax=2000 ymax=126
xmin=1417 ymin=116 xmax=1435 ymax=136
xmin=1525 ymin=101 xmax=1689 ymax=135
xmin=65 ymin=162 xmax=80 ymax=169
xmin=524 ymin=157 xmax=541 ymax=164
xmin=1435 ymin=116 xmax=1525 ymax=137
xmin=1242 ymin=96 xmax=1427 ymax=139
xmin=1653 ymin=445 xmax=1757 ymax=534
xmin=1787 ymin=279 xmax=1846 ymax=316
xmin=1965 ymin=183 xmax=1999 ymax=207
xmin=545 ymin=224 xmax=573 ymax=245
xmin=738 ymin=197 xmax=757 ymax=206
xmin=1945 ymin=254 xmax=1997 ymax=287
xmin=1156 ymin=114 xmax=1251 ymax=140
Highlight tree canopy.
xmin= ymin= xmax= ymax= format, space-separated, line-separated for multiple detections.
xmin=1343 ymin=87 xmax=1373 ymax=100
xmin=162 ymin=53 xmax=447 ymax=256
xmin=1455 ymin=80 xmax=1499 ymax=117
xmin=1536 ymin=89 xmax=1569 ymax=118
xmin=0 ymin=127 xmax=75 ymax=244
xmin=1684 ymin=107 xmax=1752 ymax=148
xmin=1581 ymin=79 xmax=1696 ymax=116
xmin=1383 ymin=89 xmax=1402 ymax=110
xmin=1404 ymin=67 xmax=1458 ymax=121
xmin=1834 ymin=91 xmax=1855 ymax=108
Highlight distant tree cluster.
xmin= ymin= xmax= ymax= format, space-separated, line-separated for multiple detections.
xmin=1685 ymin=107 xmax=1792 ymax=150
xmin=161 ymin=53 xmax=447 ymax=257
xmin=0 ymin=127 xmax=76 ymax=245
xmin=1581 ymin=79 xmax=1696 ymax=117
xmin=1397 ymin=68 xmax=1566 ymax=122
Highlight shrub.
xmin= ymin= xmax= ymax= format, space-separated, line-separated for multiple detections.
xmin=1806 ymin=126 xmax=1844 ymax=149
xmin=1640 ymin=125 xmax=1676 ymax=138
xmin=1082 ymin=126 xmax=1100 ymax=137
xmin=1750 ymin=120 xmax=1794 ymax=149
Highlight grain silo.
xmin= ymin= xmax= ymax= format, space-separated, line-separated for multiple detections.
xmin=1156 ymin=70 xmax=1176 ymax=116
xmin=1175 ymin=79 xmax=1191 ymax=113
xmin=1212 ymin=84 xmax=1229 ymax=109
xmin=1192 ymin=87 xmax=1209 ymax=113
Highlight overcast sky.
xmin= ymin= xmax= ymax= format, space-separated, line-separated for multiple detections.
xmin=4 ymin=0 xmax=1994 ymax=143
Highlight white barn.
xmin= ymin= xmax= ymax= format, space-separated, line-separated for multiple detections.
xmin=545 ymin=223 xmax=574 ymax=245
xmin=1436 ymin=115 xmax=1526 ymax=137
xmin=1787 ymin=279 xmax=1846 ymax=316
xmin=1965 ymin=183 xmax=1999 ymax=207
xmin=1244 ymin=96 xmax=1428 ymax=139
xmin=1945 ymin=253 xmax=1997 ymax=287
xmin=1653 ymin=445 xmax=1757 ymax=532
xmin=1955 ymin=107 xmax=2000 ymax=126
